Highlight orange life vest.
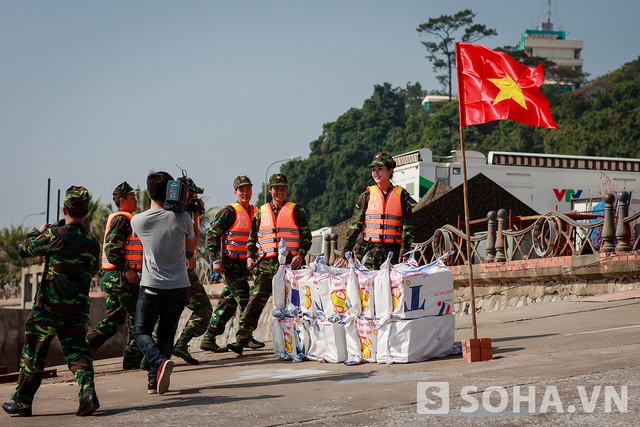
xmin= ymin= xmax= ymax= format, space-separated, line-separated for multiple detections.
xmin=101 ymin=212 xmax=143 ymax=271
xmin=363 ymin=185 xmax=403 ymax=245
xmin=257 ymin=202 xmax=300 ymax=258
xmin=221 ymin=203 xmax=257 ymax=260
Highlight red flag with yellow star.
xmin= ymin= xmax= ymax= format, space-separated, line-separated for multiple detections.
xmin=455 ymin=42 xmax=558 ymax=128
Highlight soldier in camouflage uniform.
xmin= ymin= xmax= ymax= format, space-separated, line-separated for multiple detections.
xmin=3 ymin=186 xmax=101 ymax=418
xmin=171 ymin=250 xmax=213 ymax=364
xmin=86 ymin=182 xmax=144 ymax=370
xmin=336 ymin=152 xmax=414 ymax=269
xmin=227 ymin=173 xmax=312 ymax=355
xmin=201 ymin=176 xmax=257 ymax=353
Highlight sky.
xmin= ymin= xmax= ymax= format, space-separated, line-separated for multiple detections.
xmin=2 ymin=0 xmax=639 ymax=230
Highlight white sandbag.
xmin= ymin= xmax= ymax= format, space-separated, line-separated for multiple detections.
xmin=357 ymin=317 xmax=378 ymax=363
xmin=327 ymin=270 xmax=350 ymax=317
xmin=345 ymin=260 xmax=362 ymax=317
xmin=272 ymin=264 xmax=288 ymax=311
xmin=388 ymin=258 xmax=454 ymax=319
xmin=271 ymin=240 xmax=290 ymax=311
xmin=307 ymin=319 xmax=348 ymax=363
xmin=373 ymin=254 xmax=394 ymax=320
xmin=284 ymin=267 xmax=311 ymax=312
xmin=356 ymin=268 xmax=376 ymax=319
xmin=308 ymin=270 xmax=330 ymax=316
xmin=272 ymin=317 xmax=303 ymax=361
xmin=342 ymin=260 xmax=364 ymax=365
xmin=376 ymin=314 xmax=455 ymax=364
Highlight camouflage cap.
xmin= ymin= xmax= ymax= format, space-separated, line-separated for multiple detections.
xmin=233 ymin=175 xmax=253 ymax=190
xmin=112 ymin=181 xmax=135 ymax=204
xmin=368 ymin=152 xmax=396 ymax=169
xmin=64 ymin=185 xmax=90 ymax=215
xmin=268 ymin=173 xmax=288 ymax=187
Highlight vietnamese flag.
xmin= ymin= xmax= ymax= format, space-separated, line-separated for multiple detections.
xmin=455 ymin=42 xmax=558 ymax=129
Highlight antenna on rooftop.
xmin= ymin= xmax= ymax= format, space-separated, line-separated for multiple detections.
xmin=540 ymin=0 xmax=553 ymax=31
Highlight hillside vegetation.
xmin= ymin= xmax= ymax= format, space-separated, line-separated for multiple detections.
xmin=280 ymin=57 xmax=640 ymax=230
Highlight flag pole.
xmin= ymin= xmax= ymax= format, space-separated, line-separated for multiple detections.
xmin=458 ymin=125 xmax=478 ymax=340
xmin=455 ymin=42 xmax=478 ymax=341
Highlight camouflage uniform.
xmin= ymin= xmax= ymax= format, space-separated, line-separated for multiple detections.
xmin=171 ymin=252 xmax=213 ymax=364
xmin=201 ymin=203 xmax=253 ymax=351
xmin=180 ymin=266 xmax=213 ymax=342
xmin=342 ymin=153 xmax=415 ymax=269
xmin=234 ymin=179 xmax=312 ymax=349
xmin=86 ymin=182 xmax=143 ymax=369
xmin=9 ymin=187 xmax=100 ymax=413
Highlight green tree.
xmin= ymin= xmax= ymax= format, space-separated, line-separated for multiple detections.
xmin=417 ymin=9 xmax=497 ymax=100
xmin=0 ymin=226 xmax=37 ymax=284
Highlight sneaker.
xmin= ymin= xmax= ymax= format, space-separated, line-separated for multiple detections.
xmin=227 ymin=341 xmax=244 ymax=356
xmin=147 ymin=381 xmax=157 ymax=394
xmin=156 ymin=359 xmax=174 ymax=395
xmin=173 ymin=340 xmax=200 ymax=365
xmin=76 ymin=392 xmax=100 ymax=416
xmin=200 ymin=334 xmax=229 ymax=353
xmin=245 ymin=337 xmax=265 ymax=349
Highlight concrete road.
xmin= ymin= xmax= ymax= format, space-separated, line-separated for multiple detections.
xmin=2 ymin=297 xmax=638 ymax=426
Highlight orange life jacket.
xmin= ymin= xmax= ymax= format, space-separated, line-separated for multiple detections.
xmin=101 ymin=212 xmax=143 ymax=271
xmin=221 ymin=203 xmax=257 ymax=260
xmin=363 ymin=185 xmax=403 ymax=245
xmin=257 ymin=202 xmax=300 ymax=258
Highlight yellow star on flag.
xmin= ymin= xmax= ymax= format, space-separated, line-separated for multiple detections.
xmin=487 ymin=72 xmax=527 ymax=109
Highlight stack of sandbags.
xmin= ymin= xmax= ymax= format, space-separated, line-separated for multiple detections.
xmin=374 ymin=254 xmax=455 ymax=364
xmin=272 ymin=248 xmax=455 ymax=365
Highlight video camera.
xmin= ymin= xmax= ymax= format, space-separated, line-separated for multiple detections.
xmin=163 ymin=169 xmax=205 ymax=215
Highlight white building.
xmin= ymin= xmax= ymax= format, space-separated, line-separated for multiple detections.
xmin=392 ymin=148 xmax=640 ymax=215
xmin=515 ymin=4 xmax=583 ymax=88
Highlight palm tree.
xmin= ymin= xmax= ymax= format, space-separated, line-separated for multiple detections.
xmin=86 ymin=193 xmax=111 ymax=245
xmin=0 ymin=226 xmax=38 ymax=284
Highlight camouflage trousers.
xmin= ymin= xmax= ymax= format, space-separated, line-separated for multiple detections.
xmin=13 ymin=304 xmax=94 ymax=407
xmin=235 ymin=270 xmax=273 ymax=342
xmin=177 ymin=270 xmax=213 ymax=342
xmin=206 ymin=264 xmax=250 ymax=338
xmin=357 ymin=242 xmax=401 ymax=269
xmin=86 ymin=274 xmax=142 ymax=368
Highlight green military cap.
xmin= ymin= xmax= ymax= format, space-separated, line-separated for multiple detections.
xmin=112 ymin=181 xmax=135 ymax=204
xmin=233 ymin=175 xmax=253 ymax=190
xmin=368 ymin=152 xmax=396 ymax=169
xmin=268 ymin=173 xmax=288 ymax=187
xmin=64 ymin=185 xmax=90 ymax=215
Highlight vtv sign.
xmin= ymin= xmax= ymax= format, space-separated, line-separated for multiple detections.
xmin=554 ymin=189 xmax=583 ymax=202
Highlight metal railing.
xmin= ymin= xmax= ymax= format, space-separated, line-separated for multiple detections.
xmin=415 ymin=192 xmax=640 ymax=266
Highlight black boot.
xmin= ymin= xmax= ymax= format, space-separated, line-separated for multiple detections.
xmin=76 ymin=392 xmax=100 ymax=416
xmin=2 ymin=401 xmax=32 ymax=417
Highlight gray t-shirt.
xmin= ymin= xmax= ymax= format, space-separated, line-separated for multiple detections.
xmin=131 ymin=208 xmax=195 ymax=290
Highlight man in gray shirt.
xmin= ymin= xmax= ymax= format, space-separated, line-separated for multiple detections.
xmin=132 ymin=171 xmax=201 ymax=395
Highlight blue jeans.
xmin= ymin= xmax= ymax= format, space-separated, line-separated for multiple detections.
xmin=134 ymin=286 xmax=188 ymax=383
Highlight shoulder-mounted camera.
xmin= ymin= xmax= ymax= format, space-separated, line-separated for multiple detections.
xmin=163 ymin=169 xmax=205 ymax=215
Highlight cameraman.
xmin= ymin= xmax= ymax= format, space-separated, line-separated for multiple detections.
xmin=131 ymin=171 xmax=201 ymax=395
